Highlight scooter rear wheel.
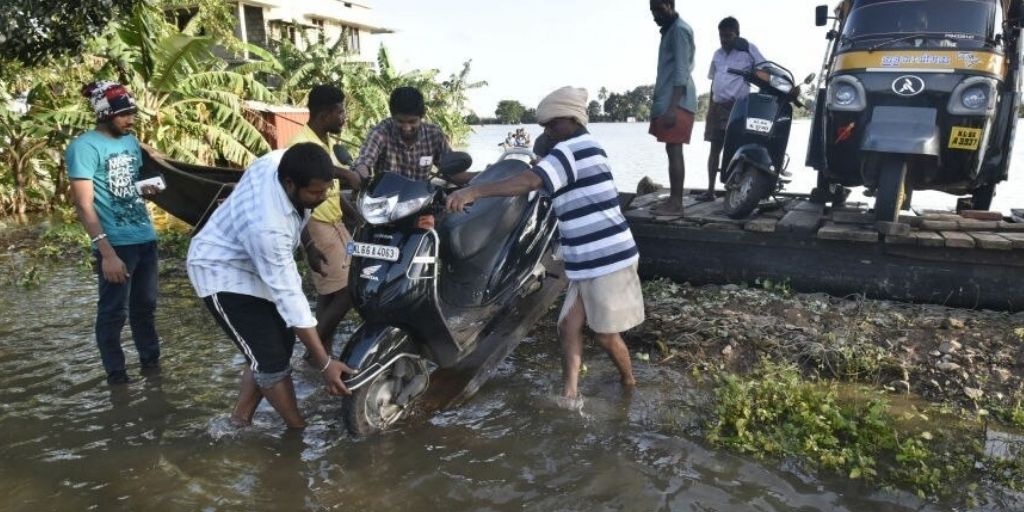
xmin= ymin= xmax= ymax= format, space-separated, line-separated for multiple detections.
xmin=724 ymin=166 xmax=773 ymax=219
xmin=342 ymin=355 xmax=429 ymax=436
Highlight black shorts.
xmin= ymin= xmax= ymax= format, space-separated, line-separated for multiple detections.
xmin=204 ymin=292 xmax=294 ymax=380
xmin=703 ymin=101 xmax=735 ymax=143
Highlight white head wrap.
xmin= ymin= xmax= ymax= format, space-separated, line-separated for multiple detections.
xmin=536 ymin=86 xmax=589 ymax=126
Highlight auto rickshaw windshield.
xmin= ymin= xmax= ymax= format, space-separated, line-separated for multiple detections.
xmin=839 ymin=0 xmax=997 ymax=50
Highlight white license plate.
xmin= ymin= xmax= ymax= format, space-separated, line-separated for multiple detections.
xmin=746 ymin=118 xmax=774 ymax=134
xmin=347 ymin=242 xmax=400 ymax=262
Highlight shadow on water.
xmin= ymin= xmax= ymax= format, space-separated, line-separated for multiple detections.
xmin=0 ymin=263 xmax=1018 ymax=511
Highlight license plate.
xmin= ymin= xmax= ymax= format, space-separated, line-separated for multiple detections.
xmin=746 ymin=118 xmax=773 ymax=134
xmin=347 ymin=242 xmax=400 ymax=262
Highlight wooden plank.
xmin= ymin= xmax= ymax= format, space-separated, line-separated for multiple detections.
xmin=961 ymin=210 xmax=1004 ymax=221
xmin=922 ymin=213 xmax=963 ymax=222
xmin=778 ymin=208 xmax=825 ymax=234
xmin=940 ymin=231 xmax=975 ymax=249
xmin=832 ymin=211 xmax=876 ymax=225
xmin=920 ymin=220 xmax=960 ymax=231
xmin=916 ymin=231 xmax=946 ymax=247
xmin=999 ymin=232 xmax=1024 ymax=249
xmin=876 ymin=221 xmax=911 ymax=236
xmin=899 ymin=214 xmax=924 ymax=228
xmin=630 ymin=191 xmax=669 ymax=210
xmin=684 ymin=198 xmax=723 ymax=219
xmin=817 ymin=222 xmax=879 ymax=243
xmin=969 ymin=232 xmax=1014 ymax=251
xmin=957 ymin=220 xmax=999 ymax=231
xmin=885 ymin=233 xmax=918 ymax=245
xmin=703 ymin=222 xmax=743 ymax=231
xmin=789 ymin=200 xmax=826 ymax=214
xmin=744 ymin=218 xmax=778 ymax=233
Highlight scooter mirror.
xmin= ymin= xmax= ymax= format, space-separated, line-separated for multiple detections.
xmin=439 ymin=151 xmax=473 ymax=177
xmin=804 ymin=73 xmax=816 ymax=85
xmin=333 ymin=144 xmax=354 ymax=166
xmin=815 ymin=5 xmax=829 ymax=27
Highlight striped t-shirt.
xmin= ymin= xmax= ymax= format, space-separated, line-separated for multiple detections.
xmin=530 ymin=130 xmax=639 ymax=280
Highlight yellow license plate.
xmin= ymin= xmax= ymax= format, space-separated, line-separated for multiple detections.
xmin=949 ymin=127 xmax=981 ymax=150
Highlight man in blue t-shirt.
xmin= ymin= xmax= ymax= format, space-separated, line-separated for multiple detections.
xmin=66 ymin=81 xmax=161 ymax=385
xmin=446 ymin=87 xmax=645 ymax=404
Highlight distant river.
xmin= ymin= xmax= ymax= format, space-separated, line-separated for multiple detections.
xmin=467 ymin=121 xmax=1024 ymax=214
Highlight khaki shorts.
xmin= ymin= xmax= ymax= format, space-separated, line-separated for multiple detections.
xmin=558 ymin=262 xmax=645 ymax=334
xmin=306 ymin=220 xmax=352 ymax=295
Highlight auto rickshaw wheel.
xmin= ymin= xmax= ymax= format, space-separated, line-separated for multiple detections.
xmin=874 ymin=156 xmax=908 ymax=223
xmin=970 ymin=183 xmax=996 ymax=211
xmin=810 ymin=173 xmax=848 ymax=208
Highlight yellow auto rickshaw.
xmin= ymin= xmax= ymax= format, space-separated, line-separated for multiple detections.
xmin=806 ymin=0 xmax=1023 ymax=220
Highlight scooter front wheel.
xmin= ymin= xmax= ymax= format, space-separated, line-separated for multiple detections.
xmin=342 ymin=355 xmax=430 ymax=436
xmin=724 ymin=165 xmax=773 ymax=219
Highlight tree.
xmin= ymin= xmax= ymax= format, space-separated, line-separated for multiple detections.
xmin=598 ymin=86 xmax=608 ymax=103
xmin=38 ymin=4 xmax=276 ymax=167
xmin=522 ymin=108 xmax=537 ymax=125
xmin=0 ymin=0 xmax=137 ymax=67
xmin=495 ymin=100 xmax=526 ymax=124
xmin=587 ymin=100 xmax=602 ymax=123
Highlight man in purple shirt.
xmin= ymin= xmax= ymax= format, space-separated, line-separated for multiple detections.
xmin=700 ymin=17 xmax=766 ymax=202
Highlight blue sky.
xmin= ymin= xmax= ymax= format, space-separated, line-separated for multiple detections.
xmin=374 ymin=0 xmax=828 ymax=116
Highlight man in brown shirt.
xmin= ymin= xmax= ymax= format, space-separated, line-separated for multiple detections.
xmin=354 ymin=87 xmax=472 ymax=184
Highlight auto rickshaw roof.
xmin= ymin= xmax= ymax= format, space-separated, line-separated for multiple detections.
xmin=837 ymin=0 xmax=1019 ymax=16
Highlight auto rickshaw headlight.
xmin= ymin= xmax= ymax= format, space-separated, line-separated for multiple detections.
xmin=961 ymin=86 xmax=989 ymax=110
xmin=835 ymin=85 xmax=857 ymax=106
xmin=948 ymin=77 xmax=996 ymax=115
xmin=827 ymin=76 xmax=865 ymax=112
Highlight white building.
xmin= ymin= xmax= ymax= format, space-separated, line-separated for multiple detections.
xmin=176 ymin=1 xmax=393 ymax=62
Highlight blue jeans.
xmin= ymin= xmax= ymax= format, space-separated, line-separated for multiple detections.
xmin=94 ymin=241 xmax=160 ymax=375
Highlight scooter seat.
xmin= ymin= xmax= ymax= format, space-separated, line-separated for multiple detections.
xmin=439 ymin=160 xmax=530 ymax=261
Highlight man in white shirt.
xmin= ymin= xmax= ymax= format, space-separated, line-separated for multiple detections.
xmin=701 ymin=17 xmax=766 ymax=202
xmin=187 ymin=143 xmax=355 ymax=429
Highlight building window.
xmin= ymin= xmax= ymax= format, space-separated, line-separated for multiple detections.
xmin=243 ymin=5 xmax=267 ymax=48
xmin=342 ymin=25 xmax=361 ymax=54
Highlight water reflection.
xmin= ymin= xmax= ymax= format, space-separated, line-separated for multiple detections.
xmin=0 ymin=263 xmax=1014 ymax=511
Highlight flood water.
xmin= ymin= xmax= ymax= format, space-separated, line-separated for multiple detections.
xmin=4 ymin=260 xmax=1009 ymax=511
xmin=3 ymin=123 xmax=1023 ymax=510
xmin=467 ymin=121 xmax=1024 ymax=214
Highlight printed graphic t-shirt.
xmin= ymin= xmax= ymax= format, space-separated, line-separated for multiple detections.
xmin=66 ymin=130 xmax=157 ymax=246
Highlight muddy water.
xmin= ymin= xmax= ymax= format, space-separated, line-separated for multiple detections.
xmin=0 ymin=262 xmax=1004 ymax=511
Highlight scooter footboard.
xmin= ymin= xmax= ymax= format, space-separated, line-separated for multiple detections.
xmin=340 ymin=324 xmax=418 ymax=391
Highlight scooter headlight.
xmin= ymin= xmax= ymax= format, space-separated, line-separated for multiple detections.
xmin=769 ymin=74 xmax=794 ymax=94
xmin=358 ymin=194 xmax=432 ymax=225
xmin=359 ymin=195 xmax=398 ymax=225
xmin=961 ymin=86 xmax=989 ymax=110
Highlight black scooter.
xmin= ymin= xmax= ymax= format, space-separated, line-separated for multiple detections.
xmin=721 ymin=62 xmax=814 ymax=218
xmin=338 ymin=152 xmax=564 ymax=436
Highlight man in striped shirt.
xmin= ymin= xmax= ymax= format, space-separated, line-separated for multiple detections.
xmin=187 ymin=143 xmax=355 ymax=428
xmin=446 ymin=87 xmax=644 ymax=402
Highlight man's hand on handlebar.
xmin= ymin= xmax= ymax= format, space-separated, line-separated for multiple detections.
xmin=446 ymin=187 xmax=477 ymax=213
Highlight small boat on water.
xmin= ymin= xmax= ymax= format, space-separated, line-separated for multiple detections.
xmin=141 ymin=147 xmax=242 ymax=230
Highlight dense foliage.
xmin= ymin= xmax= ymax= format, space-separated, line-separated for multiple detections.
xmin=0 ymin=0 xmax=137 ymax=69
xmin=0 ymin=2 xmax=481 ymax=215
